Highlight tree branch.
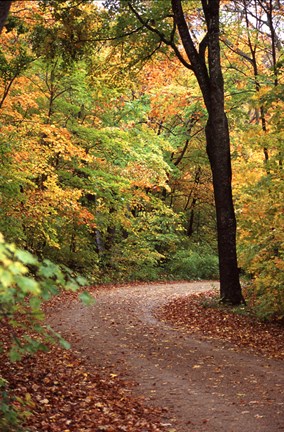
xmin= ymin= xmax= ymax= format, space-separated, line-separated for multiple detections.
xmin=127 ymin=1 xmax=193 ymax=70
xmin=221 ymin=36 xmax=254 ymax=65
xmin=171 ymin=0 xmax=210 ymax=107
xmin=199 ymin=33 xmax=209 ymax=61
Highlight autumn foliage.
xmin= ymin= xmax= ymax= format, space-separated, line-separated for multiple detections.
xmin=0 ymin=0 xmax=283 ymax=429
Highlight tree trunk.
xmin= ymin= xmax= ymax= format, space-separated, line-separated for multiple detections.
xmin=0 ymin=1 xmax=12 ymax=34
xmin=203 ymin=1 xmax=244 ymax=304
xmin=171 ymin=0 xmax=244 ymax=304
xmin=205 ymin=113 xmax=243 ymax=304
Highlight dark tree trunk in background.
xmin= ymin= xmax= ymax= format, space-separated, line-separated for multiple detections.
xmin=0 ymin=1 xmax=12 ymax=34
xmin=187 ymin=198 xmax=196 ymax=237
xmin=172 ymin=0 xmax=244 ymax=304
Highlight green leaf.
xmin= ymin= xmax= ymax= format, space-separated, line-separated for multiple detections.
xmin=29 ymin=296 xmax=42 ymax=310
xmin=7 ymin=261 xmax=28 ymax=276
xmin=14 ymin=249 xmax=38 ymax=265
xmin=79 ymin=291 xmax=95 ymax=305
xmin=76 ymin=275 xmax=88 ymax=286
xmin=39 ymin=259 xmax=62 ymax=279
xmin=59 ymin=338 xmax=71 ymax=349
xmin=0 ymin=269 xmax=14 ymax=288
xmin=65 ymin=281 xmax=78 ymax=292
xmin=9 ymin=347 xmax=21 ymax=362
xmin=14 ymin=275 xmax=40 ymax=295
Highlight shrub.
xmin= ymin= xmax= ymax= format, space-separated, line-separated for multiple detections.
xmin=164 ymin=248 xmax=219 ymax=280
xmin=0 ymin=233 xmax=89 ymax=430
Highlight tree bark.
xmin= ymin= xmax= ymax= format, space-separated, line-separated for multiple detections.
xmin=205 ymin=114 xmax=243 ymax=304
xmin=172 ymin=0 xmax=244 ymax=304
xmin=0 ymin=0 xmax=12 ymax=34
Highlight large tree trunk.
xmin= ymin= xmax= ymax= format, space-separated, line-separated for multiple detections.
xmin=205 ymin=113 xmax=243 ymax=304
xmin=171 ymin=0 xmax=244 ymax=304
xmin=203 ymin=0 xmax=244 ymax=304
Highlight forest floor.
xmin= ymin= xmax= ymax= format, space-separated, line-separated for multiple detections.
xmin=1 ymin=281 xmax=284 ymax=431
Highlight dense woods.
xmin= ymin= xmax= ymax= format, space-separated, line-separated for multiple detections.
xmin=0 ymin=0 xmax=283 ymax=429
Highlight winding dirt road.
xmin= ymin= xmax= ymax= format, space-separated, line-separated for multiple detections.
xmin=48 ymin=281 xmax=284 ymax=432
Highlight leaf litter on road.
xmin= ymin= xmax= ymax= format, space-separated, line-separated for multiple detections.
xmin=1 ymin=282 xmax=284 ymax=431
xmin=155 ymin=290 xmax=284 ymax=359
xmin=0 ymin=332 xmax=170 ymax=432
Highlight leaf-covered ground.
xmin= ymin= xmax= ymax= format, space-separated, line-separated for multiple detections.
xmin=0 ymin=331 xmax=168 ymax=432
xmin=1 ymin=283 xmax=284 ymax=431
xmin=155 ymin=291 xmax=284 ymax=359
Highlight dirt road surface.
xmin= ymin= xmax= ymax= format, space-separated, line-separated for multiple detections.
xmin=48 ymin=281 xmax=284 ymax=432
